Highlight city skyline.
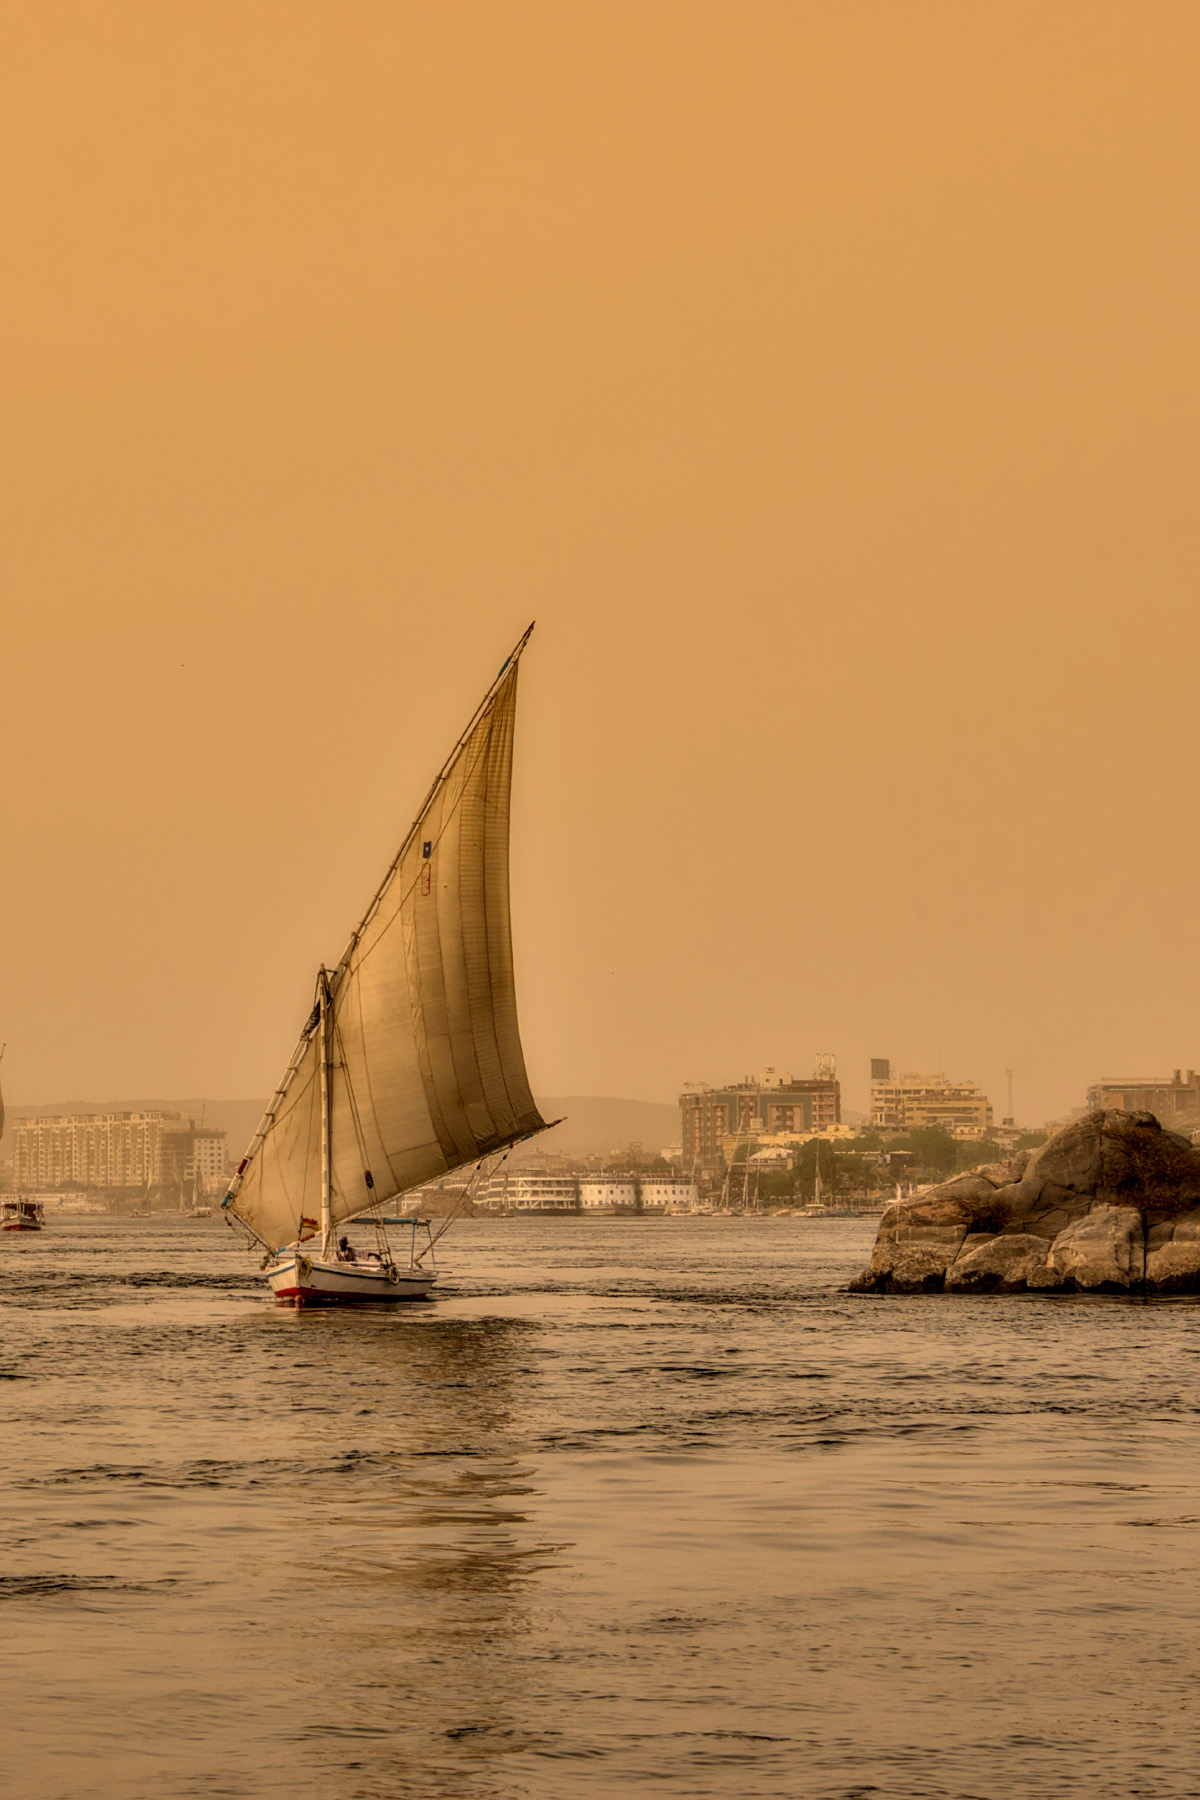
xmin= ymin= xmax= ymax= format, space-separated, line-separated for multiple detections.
xmin=5 ymin=1049 xmax=1197 ymax=1152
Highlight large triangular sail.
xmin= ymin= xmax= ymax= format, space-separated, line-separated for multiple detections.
xmin=223 ymin=628 xmax=545 ymax=1252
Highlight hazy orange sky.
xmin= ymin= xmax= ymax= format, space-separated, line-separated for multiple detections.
xmin=2 ymin=2 xmax=1198 ymax=1126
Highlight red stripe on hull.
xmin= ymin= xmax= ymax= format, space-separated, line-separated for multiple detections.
xmin=272 ymin=1284 xmax=431 ymax=1306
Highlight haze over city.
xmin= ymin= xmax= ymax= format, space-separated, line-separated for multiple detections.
xmin=3 ymin=2 xmax=1198 ymax=1130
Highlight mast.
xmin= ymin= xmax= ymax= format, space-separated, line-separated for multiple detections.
xmin=318 ymin=968 xmax=333 ymax=1257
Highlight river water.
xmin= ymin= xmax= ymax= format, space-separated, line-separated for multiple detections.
xmin=4 ymin=1214 xmax=1200 ymax=1800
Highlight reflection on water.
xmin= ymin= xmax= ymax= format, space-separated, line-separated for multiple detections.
xmin=4 ymin=1216 xmax=1200 ymax=1798
xmin=255 ymin=1313 xmax=557 ymax=1800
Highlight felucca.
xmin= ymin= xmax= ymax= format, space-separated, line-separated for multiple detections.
xmin=222 ymin=626 xmax=547 ymax=1304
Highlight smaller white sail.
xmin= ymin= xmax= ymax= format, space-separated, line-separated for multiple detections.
xmin=225 ymin=629 xmax=545 ymax=1252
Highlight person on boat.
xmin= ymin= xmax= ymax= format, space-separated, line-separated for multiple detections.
xmin=338 ymin=1235 xmax=356 ymax=1263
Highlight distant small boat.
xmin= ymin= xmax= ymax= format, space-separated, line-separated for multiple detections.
xmin=0 ymin=1055 xmax=34 ymax=1229
xmin=2 ymin=1197 xmax=44 ymax=1232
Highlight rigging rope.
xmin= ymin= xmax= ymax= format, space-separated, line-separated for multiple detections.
xmin=329 ymin=1009 xmax=393 ymax=1263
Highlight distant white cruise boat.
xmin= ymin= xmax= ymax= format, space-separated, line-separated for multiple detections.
xmin=477 ymin=1171 xmax=699 ymax=1213
xmin=222 ymin=626 xmax=548 ymax=1304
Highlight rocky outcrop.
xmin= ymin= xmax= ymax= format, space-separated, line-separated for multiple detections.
xmin=944 ymin=1232 xmax=1049 ymax=1293
xmin=850 ymin=1110 xmax=1200 ymax=1297
xmin=1145 ymin=1213 xmax=1200 ymax=1292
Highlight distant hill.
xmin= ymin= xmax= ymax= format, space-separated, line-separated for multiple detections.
xmin=524 ymin=1096 xmax=679 ymax=1158
xmin=3 ymin=1094 xmax=680 ymax=1161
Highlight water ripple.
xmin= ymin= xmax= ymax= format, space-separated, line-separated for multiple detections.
xmin=5 ymin=1214 xmax=1200 ymax=1800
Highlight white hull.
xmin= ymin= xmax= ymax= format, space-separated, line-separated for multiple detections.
xmin=265 ymin=1252 xmax=436 ymax=1306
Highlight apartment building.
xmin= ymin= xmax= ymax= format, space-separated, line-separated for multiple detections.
xmin=12 ymin=1111 xmax=228 ymax=1194
xmin=1086 ymin=1070 xmax=1200 ymax=1127
xmin=869 ymin=1061 xmax=993 ymax=1138
xmin=680 ymin=1066 xmax=842 ymax=1169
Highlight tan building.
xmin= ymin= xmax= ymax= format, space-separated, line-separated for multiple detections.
xmin=12 ymin=1111 xmax=228 ymax=1194
xmin=1086 ymin=1070 xmax=1200 ymax=1128
xmin=869 ymin=1062 xmax=993 ymax=1138
xmin=160 ymin=1122 xmax=230 ymax=1196
xmin=188 ymin=1128 xmax=229 ymax=1194
xmin=680 ymin=1066 xmax=841 ymax=1169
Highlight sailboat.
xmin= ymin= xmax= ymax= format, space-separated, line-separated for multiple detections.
xmin=222 ymin=625 xmax=547 ymax=1304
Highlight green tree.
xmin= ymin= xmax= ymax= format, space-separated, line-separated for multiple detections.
xmin=758 ymin=1168 xmax=796 ymax=1204
xmin=952 ymin=1137 xmax=1003 ymax=1171
xmin=902 ymin=1127 xmax=959 ymax=1173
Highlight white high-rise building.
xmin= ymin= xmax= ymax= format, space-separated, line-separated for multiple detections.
xmin=12 ymin=1112 xmax=228 ymax=1193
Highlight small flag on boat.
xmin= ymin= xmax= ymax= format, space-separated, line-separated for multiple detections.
xmin=298 ymin=1216 xmax=319 ymax=1240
